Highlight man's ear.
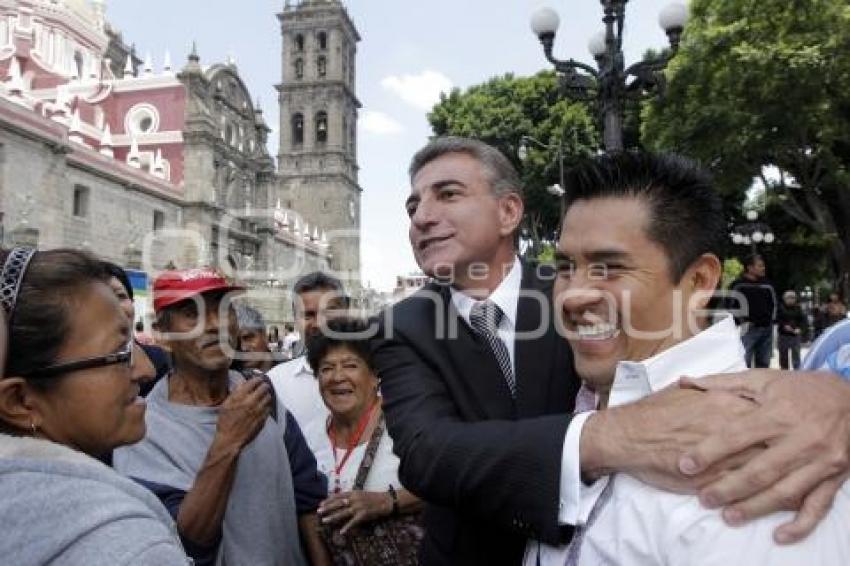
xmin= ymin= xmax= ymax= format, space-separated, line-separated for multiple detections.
xmin=0 ymin=377 xmax=40 ymax=432
xmin=686 ymin=253 xmax=722 ymax=309
xmin=498 ymin=193 xmax=524 ymax=238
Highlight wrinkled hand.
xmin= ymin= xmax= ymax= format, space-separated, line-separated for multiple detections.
xmin=585 ymin=385 xmax=757 ymax=493
xmin=317 ymin=490 xmax=392 ymax=535
xmin=679 ymin=370 xmax=850 ymax=544
xmin=215 ymin=378 xmax=272 ymax=450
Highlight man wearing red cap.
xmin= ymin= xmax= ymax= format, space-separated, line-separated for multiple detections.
xmin=114 ymin=268 xmax=329 ymax=566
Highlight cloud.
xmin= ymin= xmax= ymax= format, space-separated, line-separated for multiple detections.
xmin=381 ymin=70 xmax=454 ymax=111
xmin=360 ymin=110 xmax=404 ymax=135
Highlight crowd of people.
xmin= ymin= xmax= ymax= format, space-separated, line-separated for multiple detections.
xmin=2 ymin=137 xmax=850 ymax=565
xmin=727 ymin=254 xmax=848 ymax=370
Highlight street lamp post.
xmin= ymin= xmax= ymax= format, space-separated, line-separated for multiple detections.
xmin=530 ymin=1 xmax=688 ymax=152
xmin=731 ymin=210 xmax=775 ymax=256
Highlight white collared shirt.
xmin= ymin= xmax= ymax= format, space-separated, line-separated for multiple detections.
xmin=268 ymin=356 xmax=329 ymax=455
xmin=451 ymin=257 xmax=599 ymax=544
xmin=450 ymin=256 xmax=523 ymax=373
xmin=527 ymin=316 xmax=850 ymax=565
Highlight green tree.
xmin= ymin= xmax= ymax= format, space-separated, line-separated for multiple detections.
xmin=643 ymin=0 xmax=850 ymax=294
xmin=428 ymin=72 xmax=599 ymax=252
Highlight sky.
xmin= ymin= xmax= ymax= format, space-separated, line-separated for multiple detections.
xmin=106 ymin=0 xmax=683 ymax=291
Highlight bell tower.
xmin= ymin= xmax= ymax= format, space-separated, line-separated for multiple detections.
xmin=277 ymin=0 xmax=361 ymax=284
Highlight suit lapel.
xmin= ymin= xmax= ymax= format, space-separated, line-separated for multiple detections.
xmin=514 ymin=262 xmax=559 ymax=416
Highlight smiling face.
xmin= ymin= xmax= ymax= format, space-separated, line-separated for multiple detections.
xmin=30 ymin=281 xmax=146 ymax=456
xmin=406 ymin=152 xmax=522 ymax=289
xmin=317 ymin=345 xmax=378 ymax=422
xmin=554 ymin=196 xmax=719 ymax=397
xmin=161 ymin=291 xmax=238 ymax=373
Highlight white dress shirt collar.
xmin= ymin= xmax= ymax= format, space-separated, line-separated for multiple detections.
xmin=290 ymin=355 xmax=313 ymax=377
xmin=450 ymin=256 xmax=523 ymax=330
xmin=608 ymin=315 xmax=744 ymax=408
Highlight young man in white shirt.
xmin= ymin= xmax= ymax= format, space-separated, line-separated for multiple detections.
xmin=268 ymin=272 xmax=348 ymax=452
xmin=529 ymin=151 xmax=850 ymax=565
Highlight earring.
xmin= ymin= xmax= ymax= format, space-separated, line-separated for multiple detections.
xmin=29 ymin=420 xmax=38 ymax=435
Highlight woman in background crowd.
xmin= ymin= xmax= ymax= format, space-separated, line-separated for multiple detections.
xmin=0 ymin=248 xmax=187 ymax=565
xmin=103 ymin=261 xmax=170 ymax=396
xmin=307 ymin=317 xmax=423 ymax=566
xmin=825 ymin=292 xmax=848 ymax=328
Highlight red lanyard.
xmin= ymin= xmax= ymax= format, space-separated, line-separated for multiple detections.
xmin=327 ymin=400 xmax=379 ymax=493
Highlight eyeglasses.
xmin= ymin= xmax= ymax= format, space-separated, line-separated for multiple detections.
xmin=21 ymin=337 xmax=134 ymax=379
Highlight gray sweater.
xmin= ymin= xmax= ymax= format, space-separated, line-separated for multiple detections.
xmin=0 ymin=433 xmax=188 ymax=565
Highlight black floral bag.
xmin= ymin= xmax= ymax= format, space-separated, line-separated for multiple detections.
xmin=321 ymin=414 xmax=424 ymax=566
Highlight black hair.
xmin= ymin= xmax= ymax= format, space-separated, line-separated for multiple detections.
xmin=744 ymin=254 xmax=764 ymax=269
xmin=563 ymin=152 xmax=725 ymax=282
xmin=293 ymin=271 xmax=349 ymax=308
xmin=102 ymin=261 xmax=133 ymax=301
xmin=2 ymin=249 xmax=109 ymax=384
xmin=306 ymin=317 xmax=374 ymax=374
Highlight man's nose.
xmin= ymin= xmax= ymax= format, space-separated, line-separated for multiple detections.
xmin=411 ymin=198 xmax=439 ymax=229
xmin=556 ymin=273 xmax=606 ymax=316
xmin=205 ymin=304 xmax=220 ymax=328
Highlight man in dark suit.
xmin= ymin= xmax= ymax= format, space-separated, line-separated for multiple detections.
xmin=373 ymin=137 xmax=850 ymax=565
xmin=371 ymin=137 xmax=591 ymax=563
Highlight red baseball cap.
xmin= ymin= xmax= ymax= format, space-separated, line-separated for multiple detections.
xmin=152 ymin=268 xmax=245 ymax=313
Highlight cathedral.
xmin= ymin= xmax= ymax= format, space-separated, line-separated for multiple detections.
xmin=0 ymin=0 xmax=362 ymax=326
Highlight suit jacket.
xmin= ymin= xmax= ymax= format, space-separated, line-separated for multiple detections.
xmin=372 ymin=261 xmax=580 ymax=565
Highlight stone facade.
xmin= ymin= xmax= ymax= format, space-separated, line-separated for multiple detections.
xmin=0 ymin=0 xmax=361 ymax=327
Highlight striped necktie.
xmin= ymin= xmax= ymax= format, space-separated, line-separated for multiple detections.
xmin=563 ymin=478 xmax=615 ymax=565
xmin=469 ymin=300 xmax=516 ymax=398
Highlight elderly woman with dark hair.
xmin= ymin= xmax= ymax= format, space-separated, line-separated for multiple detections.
xmin=102 ymin=261 xmax=171 ymax=396
xmin=306 ymin=317 xmax=423 ymax=566
xmin=0 ymin=248 xmax=187 ymax=565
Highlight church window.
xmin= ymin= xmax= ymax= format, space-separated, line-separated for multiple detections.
xmin=73 ymin=50 xmax=84 ymax=79
xmin=72 ymin=185 xmax=90 ymax=218
xmin=153 ymin=210 xmax=165 ymax=230
xmin=295 ymin=34 xmax=304 ymax=52
xmin=315 ymin=112 xmax=328 ymax=144
xmin=317 ymin=55 xmax=327 ymax=78
xmin=126 ymin=103 xmax=160 ymax=135
xmin=292 ymin=113 xmax=304 ymax=145
xmin=317 ymin=31 xmax=327 ymax=50
xmin=342 ymin=116 xmax=348 ymax=148
xmin=294 ymin=58 xmax=303 ymax=79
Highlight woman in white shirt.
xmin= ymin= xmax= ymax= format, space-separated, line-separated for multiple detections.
xmin=306 ymin=317 xmax=423 ymax=565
